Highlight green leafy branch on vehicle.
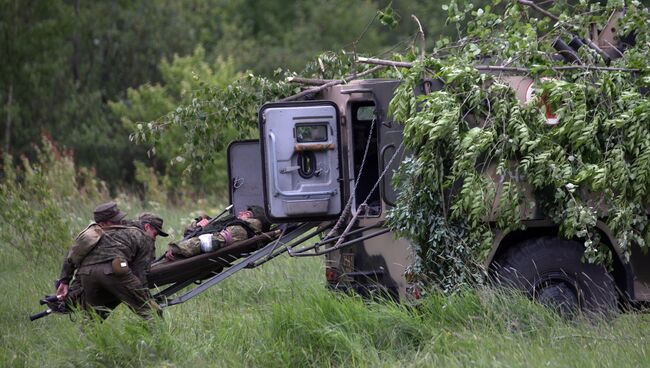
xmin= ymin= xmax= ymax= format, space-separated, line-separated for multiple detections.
xmin=133 ymin=0 xmax=649 ymax=292
xmin=386 ymin=0 xmax=650 ymax=290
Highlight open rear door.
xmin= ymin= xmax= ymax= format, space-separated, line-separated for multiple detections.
xmin=228 ymin=140 xmax=265 ymax=215
xmin=259 ymin=101 xmax=343 ymax=222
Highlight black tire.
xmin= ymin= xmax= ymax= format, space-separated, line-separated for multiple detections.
xmin=493 ymin=237 xmax=618 ymax=317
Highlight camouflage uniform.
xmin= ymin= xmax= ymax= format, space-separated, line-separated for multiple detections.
xmin=58 ymin=223 xmax=104 ymax=285
xmin=157 ymin=218 xmax=263 ymax=262
xmin=57 ymin=202 xmax=127 ymax=288
xmin=77 ymin=225 xmax=159 ymax=319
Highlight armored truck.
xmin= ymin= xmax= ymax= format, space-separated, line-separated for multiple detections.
xmin=225 ymin=14 xmax=649 ymax=315
xmin=227 ymin=77 xmax=648 ymax=314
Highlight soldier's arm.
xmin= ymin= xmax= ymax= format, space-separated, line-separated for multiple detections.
xmin=124 ymin=230 xmax=150 ymax=285
xmin=55 ymin=255 xmax=74 ymax=299
xmin=207 ymin=224 xmax=249 ymax=249
xmin=57 ymin=255 xmax=76 ymax=285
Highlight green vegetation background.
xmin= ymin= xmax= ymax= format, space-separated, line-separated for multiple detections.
xmin=3 ymin=0 xmax=649 ymax=198
xmin=0 ymin=0 xmax=464 ymax=200
xmin=2 ymin=1 xmax=650 ymax=367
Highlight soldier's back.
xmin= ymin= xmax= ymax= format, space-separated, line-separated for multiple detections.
xmin=80 ymin=225 xmax=151 ymax=268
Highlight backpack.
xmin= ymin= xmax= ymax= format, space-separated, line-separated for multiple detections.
xmin=67 ymin=223 xmax=104 ymax=267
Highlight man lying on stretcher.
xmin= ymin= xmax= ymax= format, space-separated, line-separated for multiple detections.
xmin=154 ymin=206 xmax=272 ymax=265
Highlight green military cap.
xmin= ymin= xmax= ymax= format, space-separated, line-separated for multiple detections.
xmin=138 ymin=213 xmax=169 ymax=237
xmin=93 ymin=201 xmax=127 ymax=223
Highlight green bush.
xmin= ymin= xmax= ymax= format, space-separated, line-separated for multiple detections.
xmin=0 ymin=136 xmax=109 ymax=261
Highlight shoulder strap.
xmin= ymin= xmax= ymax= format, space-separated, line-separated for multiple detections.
xmin=103 ymin=224 xmax=146 ymax=234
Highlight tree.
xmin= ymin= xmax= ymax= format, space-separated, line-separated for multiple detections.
xmin=0 ymin=0 xmax=71 ymax=154
xmin=110 ymin=46 xmax=242 ymax=199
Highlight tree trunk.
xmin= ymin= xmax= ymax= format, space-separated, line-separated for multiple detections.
xmin=4 ymin=83 xmax=13 ymax=153
xmin=71 ymin=0 xmax=80 ymax=84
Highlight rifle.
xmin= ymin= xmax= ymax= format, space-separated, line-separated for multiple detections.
xmin=182 ymin=204 xmax=234 ymax=241
xmin=30 ymin=281 xmax=85 ymax=321
xmin=29 ymin=294 xmax=78 ymax=321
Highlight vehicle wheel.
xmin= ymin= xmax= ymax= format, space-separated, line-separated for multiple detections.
xmin=493 ymin=237 xmax=618 ymax=317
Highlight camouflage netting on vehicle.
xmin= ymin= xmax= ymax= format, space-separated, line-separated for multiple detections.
xmin=385 ymin=0 xmax=650 ymax=292
xmin=139 ymin=0 xmax=649 ymax=294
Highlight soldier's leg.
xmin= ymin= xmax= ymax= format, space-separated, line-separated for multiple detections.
xmin=79 ymin=264 xmax=121 ymax=320
xmin=103 ymin=271 xmax=162 ymax=319
xmin=170 ymin=238 xmax=202 ymax=258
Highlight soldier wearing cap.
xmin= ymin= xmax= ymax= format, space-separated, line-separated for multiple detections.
xmin=55 ymin=201 xmax=128 ymax=301
xmin=156 ymin=205 xmax=270 ymax=264
xmin=76 ymin=211 xmax=168 ymax=319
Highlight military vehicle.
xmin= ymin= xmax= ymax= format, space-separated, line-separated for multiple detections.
xmin=225 ymin=11 xmax=649 ymax=315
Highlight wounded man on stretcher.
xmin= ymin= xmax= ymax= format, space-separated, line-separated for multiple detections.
xmin=153 ymin=205 xmax=272 ymax=266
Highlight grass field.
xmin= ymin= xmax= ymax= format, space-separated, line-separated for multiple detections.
xmin=2 ymin=203 xmax=650 ymax=367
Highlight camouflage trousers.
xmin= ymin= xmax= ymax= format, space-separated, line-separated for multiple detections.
xmin=78 ymin=262 xmax=162 ymax=320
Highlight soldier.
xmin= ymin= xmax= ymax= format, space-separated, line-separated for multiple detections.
xmin=55 ymin=201 xmax=128 ymax=301
xmin=76 ymin=212 xmax=168 ymax=319
xmin=157 ymin=206 xmax=271 ymax=264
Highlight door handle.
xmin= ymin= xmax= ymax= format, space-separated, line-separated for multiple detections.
xmin=280 ymin=166 xmax=301 ymax=174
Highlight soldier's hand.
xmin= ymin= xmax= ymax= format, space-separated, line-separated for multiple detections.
xmin=56 ymin=282 xmax=69 ymax=300
xmin=164 ymin=249 xmax=176 ymax=261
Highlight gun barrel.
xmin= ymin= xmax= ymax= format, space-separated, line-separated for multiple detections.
xmin=182 ymin=204 xmax=234 ymax=241
xmin=40 ymin=295 xmax=58 ymax=305
xmin=29 ymin=309 xmax=52 ymax=321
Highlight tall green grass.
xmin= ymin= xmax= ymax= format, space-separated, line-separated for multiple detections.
xmin=3 ymin=202 xmax=650 ymax=367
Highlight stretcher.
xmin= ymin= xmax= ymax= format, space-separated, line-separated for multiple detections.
xmin=30 ymin=218 xmax=386 ymax=319
xmin=147 ymin=222 xmax=325 ymax=307
xmin=147 ymin=230 xmax=283 ymax=287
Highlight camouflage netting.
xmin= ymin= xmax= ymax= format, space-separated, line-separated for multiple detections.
xmin=386 ymin=0 xmax=650 ymax=292
xmin=141 ymin=0 xmax=650 ymax=294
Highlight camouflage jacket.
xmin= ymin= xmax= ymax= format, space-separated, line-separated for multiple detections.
xmin=78 ymin=225 xmax=155 ymax=285
xmin=58 ymin=223 xmax=104 ymax=283
xmin=166 ymin=218 xmax=262 ymax=259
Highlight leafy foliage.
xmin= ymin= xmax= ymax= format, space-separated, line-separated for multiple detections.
xmin=134 ymin=0 xmax=650 ymax=291
xmin=387 ymin=0 xmax=650 ymax=289
xmin=109 ymin=46 xmax=243 ymax=200
xmin=133 ymin=70 xmax=299 ymax=174
xmin=0 ymin=136 xmax=108 ymax=261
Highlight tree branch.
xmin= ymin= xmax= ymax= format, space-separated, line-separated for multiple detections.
xmin=357 ymin=56 xmax=639 ymax=73
xmin=357 ymin=57 xmax=413 ymax=68
xmin=412 ymin=15 xmax=431 ymax=94
xmin=286 ymin=77 xmax=334 ymax=85
xmin=412 ymin=15 xmax=426 ymax=60
xmin=280 ymin=65 xmax=386 ymax=102
xmin=517 ymin=0 xmax=560 ymax=22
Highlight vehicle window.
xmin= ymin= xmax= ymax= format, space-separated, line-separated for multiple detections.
xmin=296 ymin=124 xmax=328 ymax=142
xmin=356 ymin=106 xmax=375 ymax=121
